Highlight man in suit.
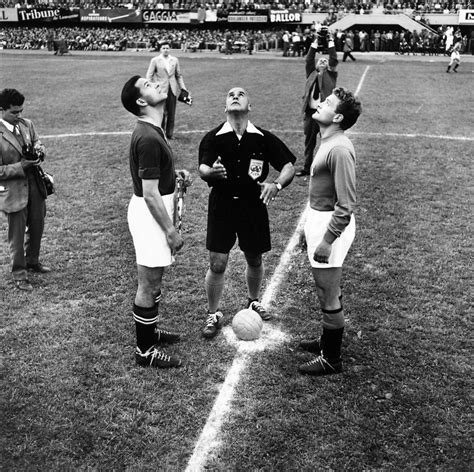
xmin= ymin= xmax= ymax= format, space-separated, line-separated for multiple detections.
xmin=296 ymin=32 xmax=338 ymax=177
xmin=146 ymin=41 xmax=188 ymax=140
xmin=0 ymin=88 xmax=51 ymax=291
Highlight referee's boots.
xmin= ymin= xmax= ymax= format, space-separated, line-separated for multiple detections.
xmin=202 ymin=311 xmax=224 ymax=339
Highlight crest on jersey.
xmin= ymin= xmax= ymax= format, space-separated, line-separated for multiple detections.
xmin=248 ymin=159 xmax=264 ymax=180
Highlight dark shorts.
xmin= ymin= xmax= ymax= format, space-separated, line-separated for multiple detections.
xmin=206 ymin=191 xmax=271 ymax=255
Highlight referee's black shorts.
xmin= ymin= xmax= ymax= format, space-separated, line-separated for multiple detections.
xmin=206 ymin=191 xmax=271 ymax=255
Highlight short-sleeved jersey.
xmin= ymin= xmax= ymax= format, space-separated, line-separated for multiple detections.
xmin=199 ymin=121 xmax=296 ymax=200
xmin=129 ymin=121 xmax=175 ymax=197
xmin=309 ymin=131 xmax=356 ymax=238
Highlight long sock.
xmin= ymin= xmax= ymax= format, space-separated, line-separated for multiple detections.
xmin=133 ymin=304 xmax=158 ymax=352
xmin=246 ymin=263 xmax=263 ymax=301
xmin=205 ymin=269 xmax=225 ymax=313
xmin=453 ymin=64 xmax=459 ymax=71
xmin=321 ymin=307 xmax=345 ymax=360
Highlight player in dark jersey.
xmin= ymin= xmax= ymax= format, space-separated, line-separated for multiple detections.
xmin=121 ymin=75 xmax=191 ymax=368
xmin=198 ymin=87 xmax=296 ymax=339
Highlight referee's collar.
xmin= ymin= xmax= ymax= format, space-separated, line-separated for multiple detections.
xmin=216 ymin=120 xmax=264 ymax=137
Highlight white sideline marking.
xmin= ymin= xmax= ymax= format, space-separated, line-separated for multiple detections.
xmin=42 ymin=130 xmax=474 ymax=141
xmin=184 ymin=204 xmax=309 ymax=472
xmin=355 ymin=66 xmax=370 ymax=96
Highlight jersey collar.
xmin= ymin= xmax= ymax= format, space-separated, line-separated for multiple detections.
xmin=216 ymin=120 xmax=264 ymax=137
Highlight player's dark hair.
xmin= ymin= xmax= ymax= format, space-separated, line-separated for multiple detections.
xmin=0 ymin=88 xmax=25 ymax=110
xmin=159 ymin=41 xmax=170 ymax=49
xmin=333 ymin=87 xmax=362 ymax=130
xmin=121 ymin=75 xmax=142 ymax=116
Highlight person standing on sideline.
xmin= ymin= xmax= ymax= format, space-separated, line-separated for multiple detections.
xmin=296 ymin=32 xmax=338 ymax=177
xmin=121 ymin=75 xmax=191 ymax=368
xmin=298 ymin=87 xmax=362 ymax=376
xmin=282 ymin=31 xmax=291 ymax=57
xmin=446 ymin=40 xmax=461 ymax=72
xmin=0 ymin=88 xmax=51 ymax=291
xmin=198 ymin=87 xmax=296 ymax=339
xmin=146 ymin=41 xmax=188 ymax=140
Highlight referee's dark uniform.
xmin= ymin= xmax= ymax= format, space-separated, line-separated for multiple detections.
xmin=199 ymin=121 xmax=296 ymax=255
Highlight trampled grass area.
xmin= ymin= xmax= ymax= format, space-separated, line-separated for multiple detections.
xmin=1 ymin=51 xmax=473 ymax=470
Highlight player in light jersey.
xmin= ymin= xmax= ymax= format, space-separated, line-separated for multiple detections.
xmin=446 ymin=41 xmax=461 ymax=73
xmin=298 ymin=87 xmax=362 ymax=376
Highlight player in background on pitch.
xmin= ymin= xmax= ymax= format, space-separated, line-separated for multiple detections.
xmin=121 ymin=75 xmax=191 ymax=368
xmin=198 ymin=87 xmax=296 ymax=339
xmin=298 ymin=87 xmax=362 ymax=376
xmin=446 ymin=40 xmax=461 ymax=73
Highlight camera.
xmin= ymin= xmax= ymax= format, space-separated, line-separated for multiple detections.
xmin=22 ymin=143 xmax=44 ymax=162
xmin=317 ymin=26 xmax=329 ymax=49
xmin=178 ymin=89 xmax=193 ymax=106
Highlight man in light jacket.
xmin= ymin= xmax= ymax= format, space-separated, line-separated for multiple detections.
xmin=0 ymin=88 xmax=51 ymax=291
xmin=146 ymin=41 xmax=188 ymax=140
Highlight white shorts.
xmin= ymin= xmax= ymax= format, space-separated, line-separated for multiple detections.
xmin=449 ymin=51 xmax=460 ymax=64
xmin=127 ymin=193 xmax=175 ymax=268
xmin=304 ymin=209 xmax=356 ymax=268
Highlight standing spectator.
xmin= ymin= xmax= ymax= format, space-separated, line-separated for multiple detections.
xmin=247 ymin=32 xmax=255 ymax=55
xmin=0 ymin=88 xmax=51 ymax=291
xmin=292 ymin=31 xmax=302 ymax=57
xmin=374 ymin=30 xmax=381 ymax=51
xmin=297 ymin=32 xmax=338 ymax=177
xmin=146 ymin=41 xmax=188 ymax=140
xmin=198 ymin=87 xmax=296 ymax=338
xmin=282 ymin=30 xmax=291 ymax=57
xmin=225 ymin=32 xmax=233 ymax=55
xmin=120 ymin=75 xmax=191 ymax=368
xmin=298 ymin=87 xmax=362 ymax=376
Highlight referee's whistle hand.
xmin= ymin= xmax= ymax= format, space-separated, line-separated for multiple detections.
xmin=258 ymin=182 xmax=277 ymax=205
xmin=212 ymin=156 xmax=227 ymax=179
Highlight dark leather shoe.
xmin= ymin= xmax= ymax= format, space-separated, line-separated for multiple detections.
xmin=27 ymin=263 xmax=51 ymax=273
xmin=15 ymin=280 xmax=34 ymax=291
xmin=295 ymin=169 xmax=309 ymax=177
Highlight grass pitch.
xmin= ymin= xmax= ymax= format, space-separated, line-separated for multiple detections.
xmin=1 ymin=50 xmax=473 ymax=470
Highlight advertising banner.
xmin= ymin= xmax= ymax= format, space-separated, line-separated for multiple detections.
xmin=18 ymin=7 xmax=80 ymax=22
xmin=269 ymin=10 xmax=302 ymax=23
xmin=142 ymin=9 xmax=192 ymax=23
xmin=458 ymin=9 xmax=474 ymax=24
xmin=228 ymin=9 xmax=268 ymax=23
xmin=0 ymin=8 xmax=18 ymax=22
xmin=79 ymin=9 xmax=141 ymax=23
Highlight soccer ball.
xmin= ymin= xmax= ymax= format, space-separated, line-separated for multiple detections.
xmin=232 ymin=308 xmax=263 ymax=341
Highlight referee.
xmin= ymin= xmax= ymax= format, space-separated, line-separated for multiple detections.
xmin=198 ymin=87 xmax=296 ymax=339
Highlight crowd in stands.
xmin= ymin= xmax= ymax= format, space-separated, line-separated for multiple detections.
xmin=0 ymin=0 xmax=471 ymax=14
xmin=0 ymin=24 xmax=470 ymax=54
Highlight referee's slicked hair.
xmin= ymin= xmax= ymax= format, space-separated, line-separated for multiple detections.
xmin=0 ymin=88 xmax=25 ymax=110
xmin=121 ymin=75 xmax=142 ymax=116
xmin=333 ymin=87 xmax=362 ymax=130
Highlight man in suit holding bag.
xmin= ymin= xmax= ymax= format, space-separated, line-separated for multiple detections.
xmin=146 ymin=41 xmax=190 ymax=140
xmin=0 ymin=88 xmax=51 ymax=291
